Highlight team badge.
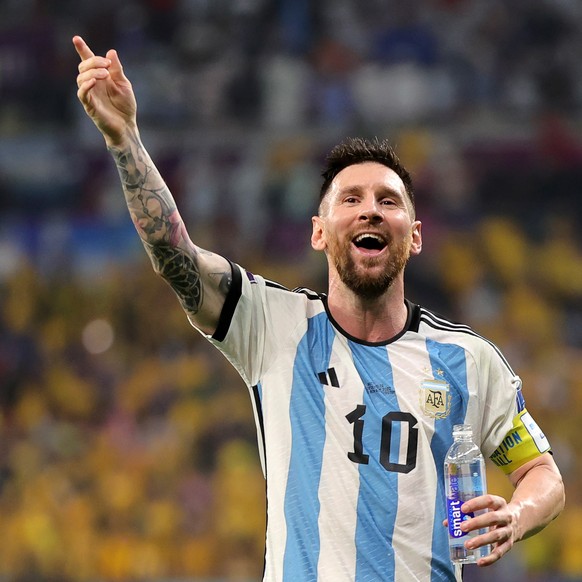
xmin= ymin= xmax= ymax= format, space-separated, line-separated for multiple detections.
xmin=420 ymin=379 xmax=451 ymax=419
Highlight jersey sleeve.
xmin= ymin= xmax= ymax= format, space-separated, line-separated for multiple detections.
xmin=489 ymin=385 xmax=552 ymax=474
xmin=191 ymin=262 xmax=310 ymax=387
xmin=476 ymin=341 xmax=551 ymax=472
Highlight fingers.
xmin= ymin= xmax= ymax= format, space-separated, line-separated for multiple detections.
xmin=74 ymin=36 xmax=127 ymax=87
xmin=77 ymin=61 xmax=110 ymax=86
xmin=77 ymin=78 xmax=97 ymax=106
xmin=477 ymin=537 xmax=512 ymax=567
xmin=72 ymin=35 xmax=94 ymax=61
xmin=75 ymin=43 xmax=110 ymax=106
xmin=106 ymin=49 xmax=124 ymax=77
xmin=74 ymin=34 xmax=111 ymax=93
xmin=461 ymin=494 xmax=503 ymax=515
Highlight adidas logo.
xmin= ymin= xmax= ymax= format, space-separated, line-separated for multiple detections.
xmin=317 ymin=367 xmax=340 ymax=388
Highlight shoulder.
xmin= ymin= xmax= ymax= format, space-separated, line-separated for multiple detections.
xmin=241 ymin=265 xmax=323 ymax=298
xmin=411 ymin=303 xmax=515 ymax=373
xmin=414 ymin=304 xmax=478 ymax=339
xmin=211 ymin=264 xmax=327 ymax=346
xmin=234 ymin=264 xmax=326 ymax=317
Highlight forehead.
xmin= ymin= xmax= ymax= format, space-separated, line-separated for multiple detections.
xmin=328 ymin=162 xmax=407 ymax=198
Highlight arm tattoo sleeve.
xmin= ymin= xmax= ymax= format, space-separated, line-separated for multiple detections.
xmin=108 ymin=130 xmax=207 ymax=315
xmin=147 ymin=242 xmax=203 ymax=315
xmin=108 ymin=130 xmax=177 ymax=238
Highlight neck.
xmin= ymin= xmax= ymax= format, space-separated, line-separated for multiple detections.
xmin=326 ymin=276 xmax=408 ymax=343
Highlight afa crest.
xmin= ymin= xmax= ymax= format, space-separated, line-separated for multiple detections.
xmin=420 ymin=379 xmax=451 ymax=419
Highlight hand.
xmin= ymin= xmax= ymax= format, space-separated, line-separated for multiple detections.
xmin=73 ymin=35 xmax=137 ymax=147
xmin=455 ymin=494 xmax=519 ymax=566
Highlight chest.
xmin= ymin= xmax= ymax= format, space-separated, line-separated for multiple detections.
xmin=291 ymin=332 xmax=471 ymax=418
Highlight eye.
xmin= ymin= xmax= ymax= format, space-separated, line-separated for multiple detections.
xmin=380 ymin=198 xmax=396 ymax=206
xmin=344 ymin=196 xmax=359 ymax=204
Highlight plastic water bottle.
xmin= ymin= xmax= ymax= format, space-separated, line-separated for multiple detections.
xmin=444 ymin=424 xmax=491 ymax=564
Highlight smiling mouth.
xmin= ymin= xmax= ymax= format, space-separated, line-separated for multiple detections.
xmin=352 ymin=233 xmax=388 ymax=255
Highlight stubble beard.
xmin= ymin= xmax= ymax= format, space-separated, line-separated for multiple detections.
xmin=331 ymin=235 xmax=412 ymax=300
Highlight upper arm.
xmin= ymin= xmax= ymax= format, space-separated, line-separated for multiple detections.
xmin=147 ymin=238 xmax=232 ymax=336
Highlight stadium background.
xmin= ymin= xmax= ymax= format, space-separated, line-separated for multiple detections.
xmin=0 ymin=0 xmax=581 ymax=580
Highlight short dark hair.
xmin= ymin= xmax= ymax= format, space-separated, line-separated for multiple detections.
xmin=319 ymin=137 xmax=414 ymax=213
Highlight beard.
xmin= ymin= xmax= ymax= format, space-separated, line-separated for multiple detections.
xmin=330 ymin=234 xmax=412 ymax=300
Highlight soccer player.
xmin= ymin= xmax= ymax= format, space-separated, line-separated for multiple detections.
xmin=73 ymin=36 xmax=565 ymax=582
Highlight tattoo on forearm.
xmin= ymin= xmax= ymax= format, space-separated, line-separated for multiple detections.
xmin=148 ymin=243 xmax=203 ymax=315
xmin=109 ymin=132 xmax=206 ymax=314
xmin=108 ymin=132 xmax=177 ymax=243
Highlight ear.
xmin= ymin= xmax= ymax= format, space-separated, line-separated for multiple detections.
xmin=410 ymin=220 xmax=422 ymax=256
xmin=311 ymin=215 xmax=327 ymax=251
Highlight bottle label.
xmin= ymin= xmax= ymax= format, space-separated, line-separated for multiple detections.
xmin=447 ymin=473 xmax=474 ymax=538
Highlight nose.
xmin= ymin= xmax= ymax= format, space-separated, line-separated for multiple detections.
xmin=358 ymin=198 xmax=383 ymax=223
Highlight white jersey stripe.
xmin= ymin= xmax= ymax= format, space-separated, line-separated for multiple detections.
xmin=317 ymin=334 xmax=361 ymax=580
xmin=261 ymin=346 xmax=295 ymax=582
xmin=387 ymin=339 xmax=440 ymax=582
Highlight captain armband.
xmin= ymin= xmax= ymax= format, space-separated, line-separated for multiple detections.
xmin=489 ymin=409 xmax=551 ymax=474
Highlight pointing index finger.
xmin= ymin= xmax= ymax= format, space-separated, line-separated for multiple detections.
xmin=72 ymin=36 xmax=95 ymax=61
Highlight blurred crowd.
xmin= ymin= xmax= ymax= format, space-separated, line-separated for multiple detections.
xmin=1 ymin=0 xmax=582 ymax=581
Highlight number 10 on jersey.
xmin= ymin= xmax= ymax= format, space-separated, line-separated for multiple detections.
xmin=346 ymin=405 xmax=419 ymax=474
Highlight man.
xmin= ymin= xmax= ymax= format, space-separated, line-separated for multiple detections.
xmin=73 ymin=36 xmax=564 ymax=582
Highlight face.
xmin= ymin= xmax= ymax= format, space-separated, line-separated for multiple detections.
xmin=312 ymin=162 xmax=422 ymax=299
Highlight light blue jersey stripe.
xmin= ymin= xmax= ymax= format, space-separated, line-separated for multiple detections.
xmin=426 ymin=338 xmax=470 ymax=582
xmin=350 ymin=343 xmax=398 ymax=582
xmin=282 ymin=313 xmax=335 ymax=581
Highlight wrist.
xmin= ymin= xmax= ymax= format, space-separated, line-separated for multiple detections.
xmin=104 ymin=123 xmax=139 ymax=151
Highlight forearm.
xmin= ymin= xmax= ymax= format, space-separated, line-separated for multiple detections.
xmin=508 ymin=458 xmax=565 ymax=542
xmin=108 ymin=128 xmax=181 ymax=248
xmin=109 ymin=128 xmax=205 ymax=314
xmin=108 ymin=128 xmax=231 ymax=331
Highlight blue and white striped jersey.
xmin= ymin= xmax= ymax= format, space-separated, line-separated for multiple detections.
xmin=196 ymin=263 xmax=544 ymax=582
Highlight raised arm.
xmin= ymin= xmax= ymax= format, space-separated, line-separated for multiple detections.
xmin=73 ymin=36 xmax=231 ymax=335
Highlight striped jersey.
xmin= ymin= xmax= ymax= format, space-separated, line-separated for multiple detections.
xmin=195 ymin=262 xmax=549 ymax=582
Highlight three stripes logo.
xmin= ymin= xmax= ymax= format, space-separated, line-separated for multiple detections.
xmin=317 ymin=367 xmax=340 ymax=388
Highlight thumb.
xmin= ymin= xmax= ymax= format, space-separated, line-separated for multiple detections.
xmin=106 ymin=49 xmax=127 ymax=81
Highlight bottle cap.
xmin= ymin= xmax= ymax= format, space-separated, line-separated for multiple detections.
xmin=452 ymin=424 xmax=472 ymax=437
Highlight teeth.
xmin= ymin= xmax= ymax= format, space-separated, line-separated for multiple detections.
xmin=354 ymin=234 xmax=384 ymax=243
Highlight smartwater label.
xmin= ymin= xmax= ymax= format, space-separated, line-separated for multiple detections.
xmin=447 ymin=498 xmax=474 ymax=538
xmin=447 ymin=473 xmax=474 ymax=538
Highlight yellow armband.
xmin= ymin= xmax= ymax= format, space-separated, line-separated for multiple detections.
xmin=489 ymin=408 xmax=551 ymax=474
